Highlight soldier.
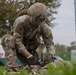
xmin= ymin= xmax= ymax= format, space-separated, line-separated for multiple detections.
xmin=1 ymin=2 xmax=55 ymax=72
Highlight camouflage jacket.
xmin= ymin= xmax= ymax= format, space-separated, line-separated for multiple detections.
xmin=12 ymin=15 xmax=55 ymax=54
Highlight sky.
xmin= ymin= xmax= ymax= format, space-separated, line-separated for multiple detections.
xmin=0 ymin=0 xmax=75 ymax=53
xmin=52 ymin=0 xmax=75 ymax=46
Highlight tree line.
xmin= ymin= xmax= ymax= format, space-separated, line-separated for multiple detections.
xmin=55 ymin=42 xmax=76 ymax=61
xmin=0 ymin=0 xmax=61 ymax=37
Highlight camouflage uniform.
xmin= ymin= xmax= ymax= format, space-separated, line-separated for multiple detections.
xmin=13 ymin=14 xmax=55 ymax=62
xmin=12 ymin=15 xmax=55 ymax=54
xmin=1 ymin=33 xmax=19 ymax=72
xmin=1 ymin=3 xmax=55 ymax=71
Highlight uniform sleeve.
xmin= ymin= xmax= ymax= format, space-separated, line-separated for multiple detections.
xmin=13 ymin=18 xmax=26 ymax=53
xmin=41 ymin=24 xmax=55 ymax=55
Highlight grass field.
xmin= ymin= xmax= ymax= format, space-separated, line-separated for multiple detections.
xmin=0 ymin=61 xmax=76 ymax=75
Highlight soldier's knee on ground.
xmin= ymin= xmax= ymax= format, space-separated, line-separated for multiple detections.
xmin=6 ymin=66 xmax=19 ymax=72
xmin=1 ymin=34 xmax=19 ymax=72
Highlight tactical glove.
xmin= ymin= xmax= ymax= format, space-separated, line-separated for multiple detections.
xmin=44 ymin=54 xmax=55 ymax=65
xmin=37 ymin=61 xmax=45 ymax=67
xmin=27 ymin=55 xmax=45 ymax=67
xmin=27 ymin=55 xmax=38 ymax=65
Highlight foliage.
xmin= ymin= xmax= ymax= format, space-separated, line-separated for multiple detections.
xmin=0 ymin=0 xmax=61 ymax=37
xmin=55 ymin=44 xmax=67 ymax=56
xmin=55 ymin=43 xmax=72 ymax=61
xmin=68 ymin=41 xmax=76 ymax=50
xmin=0 ymin=66 xmax=6 ymax=75
xmin=0 ymin=61 xmax=76 ymax=75
xmin=0 ymin=0 xmax=28 ymax=37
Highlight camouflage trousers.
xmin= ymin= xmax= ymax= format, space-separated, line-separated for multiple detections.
xmin=3 ymin=46 xmax=38 ymax=72
xmin=3 ymin=46 xmax=19 ymax=72
xmin=1 ymin=34 xmax=38 ymax=72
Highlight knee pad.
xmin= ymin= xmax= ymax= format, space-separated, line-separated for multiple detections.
xmin=4 ymin=34 xmax=15 ymax=48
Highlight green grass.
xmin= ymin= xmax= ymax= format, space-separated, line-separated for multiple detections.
xmin=0 ymin=66 xmax=6 ymax=75
xmin=0 ymin=61 xmax=76 ymax=75
xmin=0 ymin=66 xmax=30 ymax=75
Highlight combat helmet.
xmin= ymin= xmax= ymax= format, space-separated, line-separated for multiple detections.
xmin=28 ymin=3 xmax=48 ymax=22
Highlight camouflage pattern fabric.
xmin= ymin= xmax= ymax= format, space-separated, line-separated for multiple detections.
xmin=1 ymin=33 xmax=39 ymax=71
xmin=25 ymin=65 xmax=48 ymax=75
xmin=16 ymin=50 xmax=39 ymax=65
xmin=1 ymin=34 xmax=19 ymax=72
xmin=1 ymin=14 xmax=55 ymax=71
xmin=44 ymin=54 xmax=54 ymax=65
xmin=12 ymin=14 xmax=55 ymax=55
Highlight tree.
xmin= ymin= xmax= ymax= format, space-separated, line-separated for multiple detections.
xmin=55 ymin=43 xmax=68 ymax=58
xmin=0 ymin=0 xmax=61 ymax=37
xmin=67 ymin=41 xmax=76 ymax=52
xmin=0 ymin=0 xmax=17 ymax=36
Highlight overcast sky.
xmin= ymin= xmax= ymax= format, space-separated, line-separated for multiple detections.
xmin=0 ymin=0 xmax=75 ymax=53
xmin=52 ymin=0 xmax=75 ymax=46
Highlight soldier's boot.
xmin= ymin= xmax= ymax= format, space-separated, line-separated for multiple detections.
xmin=6 ymin=65 xmax=19 ymax=72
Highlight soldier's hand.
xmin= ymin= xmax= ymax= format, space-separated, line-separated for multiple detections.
xmin=37 ymin=61 xmax=46 ymax=67
xmin=44 ymin=54 xmax=55 ymax=65
xmin=27 ymin=55 xmax=38 ymax=65
xmin=27 ymin=55 xmax=45 ymax=67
